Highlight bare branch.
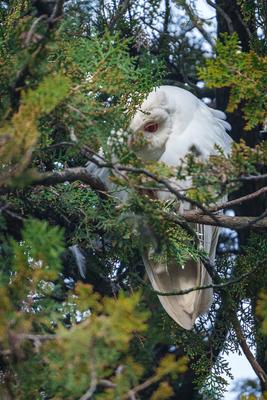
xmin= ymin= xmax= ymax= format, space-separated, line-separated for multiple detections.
xmin=203 ymin=186 xmax=267 ymax=213
xmin=232 ymin=317 xmax=267 ymax=390
xmin=17 ymin=333 xmax=56 ymax=341
xmin=181 ymin=210 xmax=267 ymax=230
xmin=25 ymin=15 xmax=47 ymax=46
xmin=206 ymin=0 xmax=234 ymax=34
xmin=0 ymin=167 xmax=107 ymax=196
xmin=175 ymin=0 xmax=215 ymax=47
xmin=34 ymin=167 xmax=106 ymax=191
xmin=237 ymin=173 xmax=267 ymax=182
xmin=125 ymin=375 xmax=158 ymax=399
xmin=152 ymin=258 xmax=266 ymax=297
xmin=79 ymin=351 xmax=98 ymax=400
xmin=79 ymin=369 xmax=97 ymax=400
xmin=98 ymin=379 xmax=116 ymax=388
xmin=109 ymin=0 xmax=131 ymax=30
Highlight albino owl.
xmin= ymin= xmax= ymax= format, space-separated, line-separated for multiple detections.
xmin=87 ymin=86 xmax=232 ymax=330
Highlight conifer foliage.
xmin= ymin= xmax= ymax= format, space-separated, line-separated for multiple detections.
xmin=0 ymin=1 xmax=266 ymax=399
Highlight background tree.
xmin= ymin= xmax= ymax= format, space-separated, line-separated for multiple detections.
xmin=0 ymin=1 xmax=266 ymax=399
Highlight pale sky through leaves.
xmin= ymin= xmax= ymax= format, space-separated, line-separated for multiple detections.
xmin=193 ymin=2 xmax=258 ymax=398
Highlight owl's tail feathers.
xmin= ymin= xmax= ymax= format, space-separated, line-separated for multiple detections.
xmin=142 ymin=224 xmax=219 ymax=330
xmin=143 ymin=255 xmax=212 ymax=330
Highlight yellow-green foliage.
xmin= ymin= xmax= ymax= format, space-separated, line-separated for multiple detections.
xmin=1 ymin=1 xmax=266 ymax=399
xmin=46 ymin=289 xmax=149 ymax=399
xmin=150 ymin=381 xmax=175 ymax=400
xmin=179 ymin=140 xmax=267 ymax=204
xmin=0 ymin=219 xmax=65 ymax=340
xmin=3 ymin=0 xmax=29 ymax=30
xmin=257 ymin=292 xmax=267 ymax=335
xmin=0 ymin=74 xmax=70 ymax=184
xmin=0 ymin=217 xmax=187 ymax=399
xmin=198 ymin=33 xmax=267 ymax=130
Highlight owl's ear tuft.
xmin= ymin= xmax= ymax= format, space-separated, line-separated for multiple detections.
xmin=154 ymin=89 xmax=167 ymax=107
xmin=146 ymin=88 xmax=168 ymax=109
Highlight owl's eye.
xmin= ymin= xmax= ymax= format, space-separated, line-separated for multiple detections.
xmin=144 ymin=122 xmax=159 ymax=133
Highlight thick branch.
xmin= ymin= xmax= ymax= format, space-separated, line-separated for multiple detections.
xmin=34 ymin=167 xmax=107 ymax=192
xmin=206 ymin=0 xmax=234 ymax=34
xmin=182 ymin=210 xmax=267 ymax=230
xmin=0 ymin=167 xmax=107 ymax=196
xmin=109 ymin=0 xmax=130 ymax=30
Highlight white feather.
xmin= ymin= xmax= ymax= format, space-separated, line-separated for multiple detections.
xmin=87 ymin=86 xmax=233 ymax=329
xmin=69 ymin=245 xmax=86 ymax=279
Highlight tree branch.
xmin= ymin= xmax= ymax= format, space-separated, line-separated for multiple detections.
xmin=206 ymin=0 xmax=234 ymax=34
xmin=152 ymin=258 xmax=266 ymax=297
xmin=109 ymin=0 xmax=131 ymax=30
xmin=237 ymin=173 xmax=267 ymax=182
xmin=175 ymin=0 xmax=215 ymax=47
xmin=204 ymin=186 xmax=267 ymax=213
xmin=0 ymin=167 xmax=107 ymax=196
xmin=35 ymin=167 xmax=107 ymax=191
xmin=1 ymin=166 xmax=267 ymax=230
xmin=89 ymin=158 xmax=222 ymax=225
xmin=181 ymin=210 xmax=267 ymax=230
xmin=232 ymin=317 xmax=267 ymax=391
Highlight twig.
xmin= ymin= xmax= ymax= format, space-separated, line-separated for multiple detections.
xmin=15 ymin=333 xmax=56 ymax=353
xmin=152 ymin=258 xmax=266 ymax=296
xmin=206 ymin=0 xmax=234 ymax=34
xmin=232 ymin=317 xmax=267 ymax=390
xmin=44 ymin=141 xmax=74 ymax=149
xmin=49 ymin=0 xmax=64 ymax=22
xmin=16 ymin=333 xmax=55 ymax=341
xmin=181 ymin=210 xmax=267 ymax=230
xmin=1 ymin=166 xmax=267 ymax=230
xmin=79 ymin=368 xmax=98 ymax=400
xmin=201 ymin=186 xmax=267 ymax=213
xmin=125 ymin=375 xmax=158 ymax=399
xmin=79 ymin=353 xmax=98 ymax=400
xmin=89 ymin=156 xmax=222 ymax=226
xmin=98 ymin=379 xmax=116 ymax=388
xmin=237 ymin=173 xmax=267 ymax=182
xmin=25 ymin=15 xmax=47 ymax=46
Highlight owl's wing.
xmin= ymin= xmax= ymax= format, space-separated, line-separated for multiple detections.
xmin=142 ymin=223 xmax=217 ymax=330
xmin=86 ymin=154 xmax=129 ymax=202
xmin=142 ymin=100 xmax=232 ymax=329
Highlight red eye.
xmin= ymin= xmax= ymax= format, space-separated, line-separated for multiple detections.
xmin=144 ymin=123 xmax=158 ymax=133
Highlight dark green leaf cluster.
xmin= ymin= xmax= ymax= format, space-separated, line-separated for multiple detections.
xmin=0 ymin=1 xmax=267 ymax=399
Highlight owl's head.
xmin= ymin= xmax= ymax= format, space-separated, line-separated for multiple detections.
xmin=128 ymin=86 xmax=232 ymax=164
xmin=129 ymin=86 xmax=200 ymax=161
